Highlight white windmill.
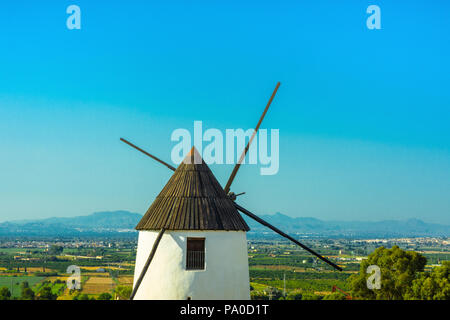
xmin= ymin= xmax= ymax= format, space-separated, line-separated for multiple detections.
xmin=121 ymin=82 xmax=342 ymax=300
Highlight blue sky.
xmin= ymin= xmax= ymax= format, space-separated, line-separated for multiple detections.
xmin=0 ymin=1 xmax=449 ymax=224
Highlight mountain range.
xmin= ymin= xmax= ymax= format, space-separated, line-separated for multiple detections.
xmin=243 ymin=212 xmax=450 ymax=238
xmin=0 ymin=211 xmax=141 ymax=237
xmin=0 ymin=210 xmax=448 ymax=238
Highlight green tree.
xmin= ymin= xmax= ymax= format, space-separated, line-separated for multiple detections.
xmin=48 ymin=245 xmax=63 ymax=255
xmin=72 ymin=293 xmax=90 ymax=300
xmin=72 ymin=293 xmax=80 ymax=300
xmin=348 ymin=246 xmax=427 ymax=300
xmin=37 ymin=286 xmax=57 ymax=300
xmin=97 ymin=292 xmax=112 ymax=300
xmin=404 ymin=261 xmax=450 ymax=300
xmin=0 ymin=287 xmax=11 ymax=300
xmin=250 ymin=291 xmax=269 ymax=300
xmin=115 ymin=285 xmax=132 ymax=300
xmin=285 ymin=291 xmax=302 ymax=300
xmin=21 ymin=287 xmax=35 ymax=300
xmin=322 ymin=292 xmax=346 ymax=300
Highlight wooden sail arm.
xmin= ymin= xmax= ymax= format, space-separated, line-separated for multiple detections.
xmin=223 ymin=82 xmax=281 ymax=194
xmin=120 ymin=138 xmax=176 ymax=171
xmin=234 ymin=203 xmax=342 ymax=271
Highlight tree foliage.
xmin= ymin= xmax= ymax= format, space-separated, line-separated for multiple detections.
xmin=21 ymin=287 xmax=35 ymax=300
xmin=72 ymin=293 xmax=95 ymax=300
xmin=48 ymin=245 xmax=64 ymax=255
xmin=97 ymin=292 xmax=112 ymax=300
xmin=348 ymin=246 xmax=427 ymax=300
xmin=0 ymin=287 xmax=11 ymax=300
xmin=36 ymin=286 xmax=57 ymax=300
xmin=115 ymin=285 xmax=132 ymax=300
xmin=322 ymin=292 xmax=346 ymax=300
xmin=404 ymin=261 xmax=450 ymax=300
xmin=250 ymin=291 xmax=269 ymax=300
xmin=285 ymin=291 xmax=303 ymax=300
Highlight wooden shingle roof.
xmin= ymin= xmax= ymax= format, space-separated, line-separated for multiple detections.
xmin=136 ymin=147 xmax=250 ymax=231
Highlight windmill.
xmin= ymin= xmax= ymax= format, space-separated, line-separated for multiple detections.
xmin=122 ymin=82 xmax=342 ymax=300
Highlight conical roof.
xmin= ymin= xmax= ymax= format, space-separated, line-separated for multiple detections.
xmin=136 ymin=147 xmax=250 ymax=231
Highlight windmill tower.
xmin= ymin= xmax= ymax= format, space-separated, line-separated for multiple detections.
xmin=132 ymin=147 xmax=251 ymax=300
xmin=123 ymin=82 xmax=342 ymax=300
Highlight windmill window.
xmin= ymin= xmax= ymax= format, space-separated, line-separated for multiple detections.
xmin=186 ymin=238 xmax=205 ymax=270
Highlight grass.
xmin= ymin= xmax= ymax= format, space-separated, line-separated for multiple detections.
xmin=250 ymin=282 xmax=269 ymax=291
xmin=0 ymin=248 xmax=32 ymax=254
xmin=0 ymin=276 xmax=45 ymax=298
xmin=34 ymin=280 xmax=66 ymax=295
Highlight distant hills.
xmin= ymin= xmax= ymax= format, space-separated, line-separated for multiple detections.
xmin=243 ymin=212 xmax=450 ymax=238
xmin=0 ymin=210 xmax=448 ymax=238
xmin=0 ymin=211 xmax=141 ymax=237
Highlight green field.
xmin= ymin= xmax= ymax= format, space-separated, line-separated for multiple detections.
xmin=0 ymin=238 xmax=448 ymax=300
xmin=0 ymin=248 xmax=33 ymax=254
xmin=249 ymin=267 xmax=351 ymax=295
xmin=0 ymin=276 xmax=45 ymax=298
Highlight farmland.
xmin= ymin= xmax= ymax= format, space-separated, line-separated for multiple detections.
xmin=0 ymin=236 xmax=448 ymax=300
xmin=0 ymin=276 xmax=45 ymax=298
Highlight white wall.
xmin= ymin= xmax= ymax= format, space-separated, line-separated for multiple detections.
xmin=133 ymin=230 xmax=250 ymax=300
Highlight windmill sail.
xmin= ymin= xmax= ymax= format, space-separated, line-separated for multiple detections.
xmin=234 ymin=203 xmax=342 ymax=271
xmin=122 ymin=82 xmax=342 ymax=298
xmin=121 ymin=140 xmax=342 ymax=271
xmin=223 ymin=82 xmax=280 ymax=194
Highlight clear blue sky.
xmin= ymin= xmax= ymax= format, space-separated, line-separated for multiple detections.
xmin=0 ymin=1 xmax=449 ymax=224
